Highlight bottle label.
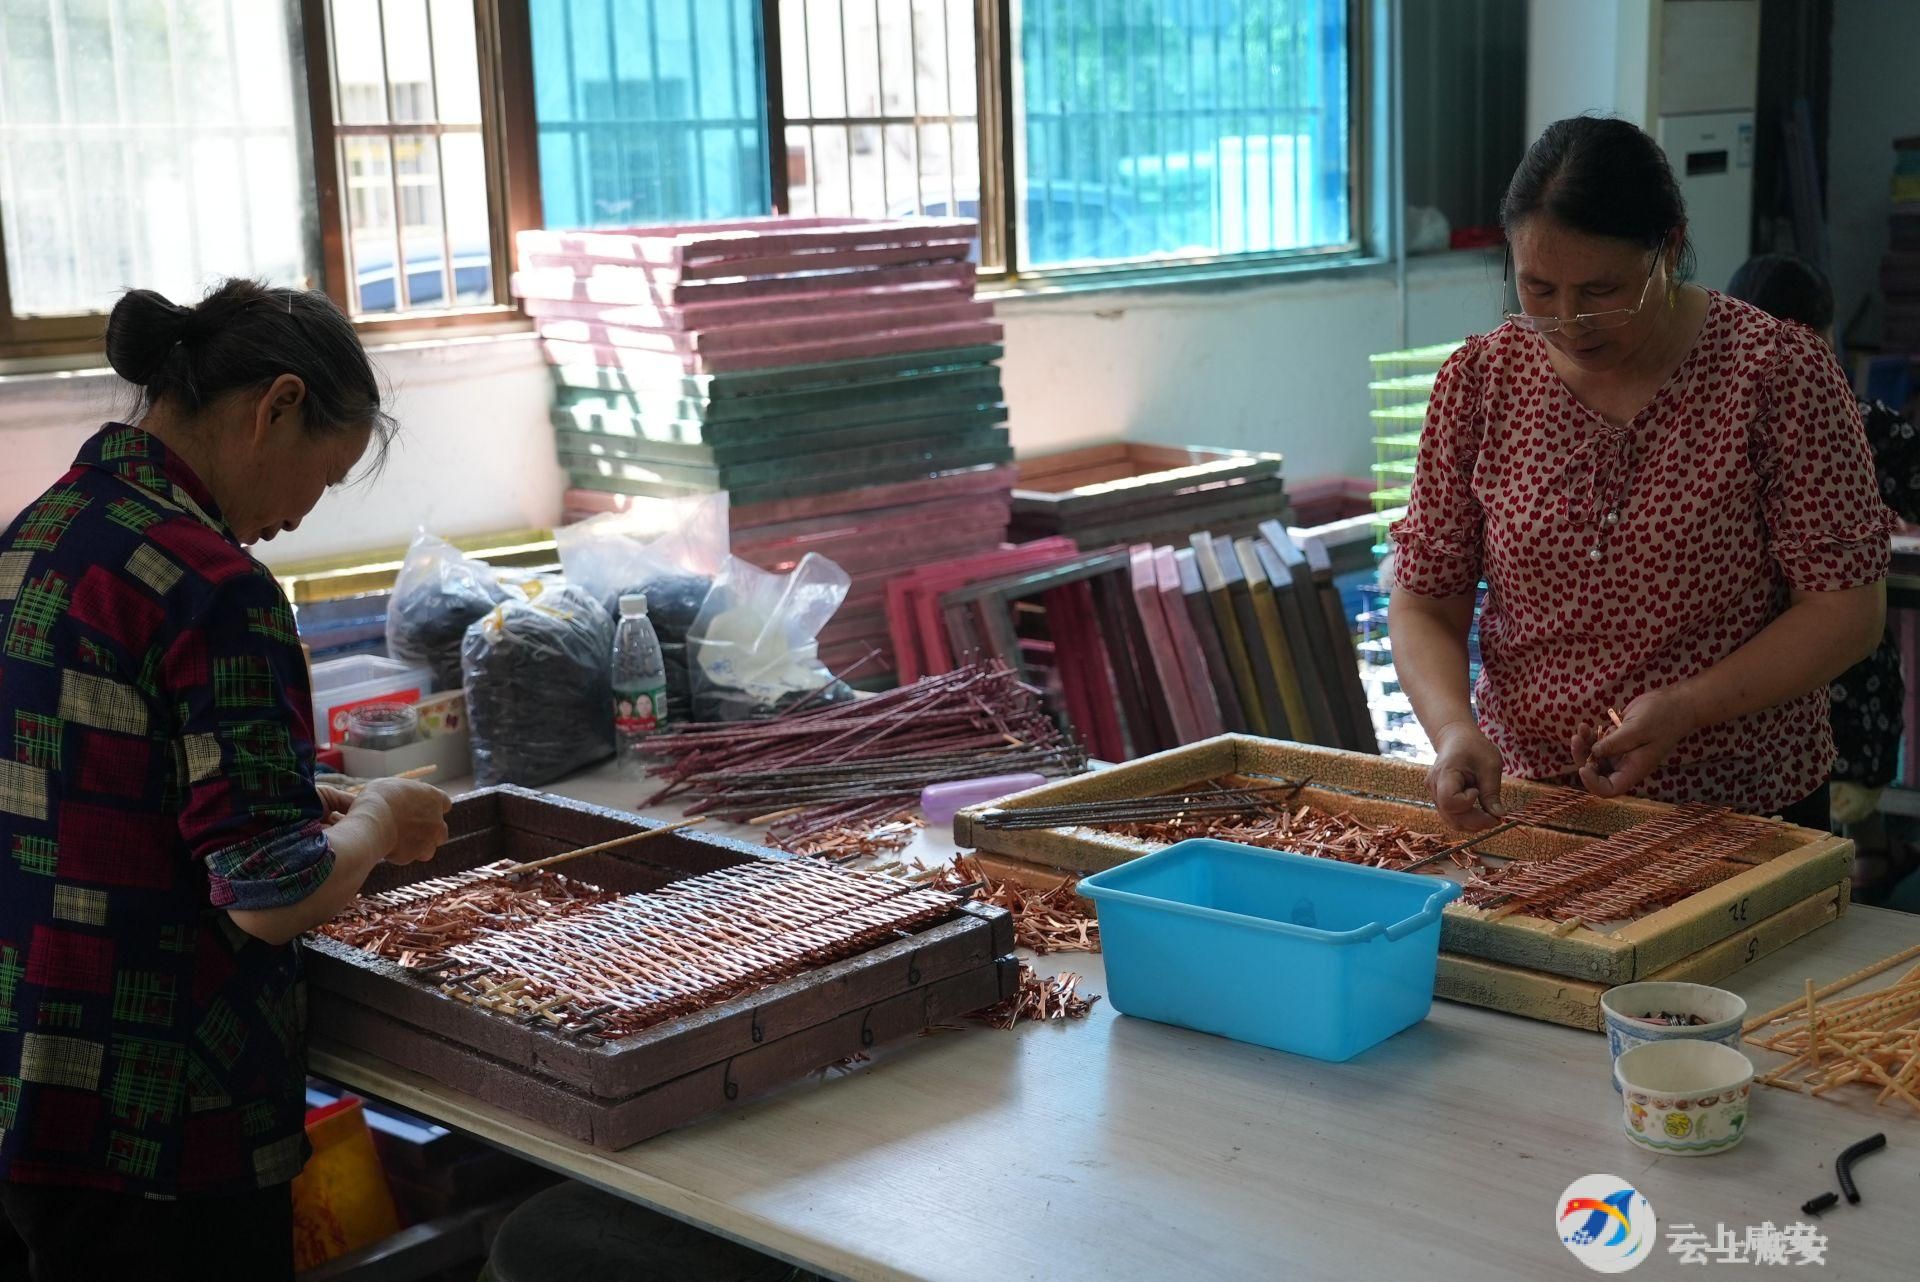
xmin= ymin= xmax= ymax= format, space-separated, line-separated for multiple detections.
xmin=614 ymin=682 xmax=668 ymax=736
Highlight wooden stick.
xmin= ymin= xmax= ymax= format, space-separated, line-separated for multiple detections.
xmin=341 ymin=764 xmax=440 ymax=795
xmin=1742 ymin=943 xmax=1920 ymax=1033
xmin=502 ymin=818 xmax=704 ymax=876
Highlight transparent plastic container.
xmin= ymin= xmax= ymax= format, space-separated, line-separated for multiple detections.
xmin=309 ymin=655 xmax=432 ymax=747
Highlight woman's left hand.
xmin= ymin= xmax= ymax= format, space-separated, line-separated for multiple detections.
xmin=1571 ymin=686 xmax=1702 ymax=799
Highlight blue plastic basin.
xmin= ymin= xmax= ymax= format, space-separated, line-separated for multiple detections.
xmin=1078 ymin=838 xmax=1463 ymax=1062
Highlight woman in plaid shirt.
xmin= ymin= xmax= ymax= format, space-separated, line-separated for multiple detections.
xmin=0 ymin=281 xmax=451 ymax=1281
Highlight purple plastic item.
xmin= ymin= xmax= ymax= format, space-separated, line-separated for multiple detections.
xmin=920 ymin=773 xmax=1048 ymax=825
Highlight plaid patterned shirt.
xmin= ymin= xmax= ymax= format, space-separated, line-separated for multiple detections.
xmin=0 ymin=425 xmax=332 ymax=1196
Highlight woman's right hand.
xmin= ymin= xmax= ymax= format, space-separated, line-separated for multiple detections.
xmin=1428 ymin=719 xmax=1505 ymax=831
xmin=349 ymin=778 xmax=451 ymax=865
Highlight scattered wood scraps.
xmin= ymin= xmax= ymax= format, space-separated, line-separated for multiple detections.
xmin=1746 ymin=945 xmax=1920 ymax=1111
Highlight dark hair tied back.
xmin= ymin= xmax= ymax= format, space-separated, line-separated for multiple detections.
xmin=1501 ymin=115 xmax=1697 ymax=281
xmin=1725 ymin=253 xmax=1834 ymax=331
xmin=104 ymin=279 xmax=394 ymax=457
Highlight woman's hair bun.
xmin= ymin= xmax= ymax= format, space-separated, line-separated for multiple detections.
xmin=103 ymin=288 xmax=193 ymax=388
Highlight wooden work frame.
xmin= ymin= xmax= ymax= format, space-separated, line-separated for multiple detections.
xmin=306 ymin=785 xmax=1017 ymax=1145
xmin=953 ymin=736 xmax=1854 ymax=992
xmin=1010 ymin=443 xmax=1286 ymax=524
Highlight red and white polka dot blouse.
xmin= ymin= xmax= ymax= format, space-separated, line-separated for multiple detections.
xmin=1391 ymin=292 xmax=1895 ymax=813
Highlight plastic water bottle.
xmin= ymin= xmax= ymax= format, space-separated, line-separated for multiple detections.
xmin=612 ymin=593 xmax=668 ymax=773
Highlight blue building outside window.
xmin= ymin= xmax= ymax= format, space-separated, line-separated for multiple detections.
xmin=529 ymin=0 xmax=771 ymax=229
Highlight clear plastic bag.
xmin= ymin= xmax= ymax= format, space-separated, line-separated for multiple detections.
xmin=385 ymin=532 xmax=509 ymax=691
xmin=554 ymin=496 xmax=729 ymax=724
xmin=689 ymin=553 xmax=855 ymax=721
xmin=461 ymin=581 xmax=616 ymax=786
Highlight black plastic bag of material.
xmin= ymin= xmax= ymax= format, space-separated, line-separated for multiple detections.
xmin=386 ymin=532 xmax=509 ymax=691
xmin=462 ymin=582 xmax=615 ymax=787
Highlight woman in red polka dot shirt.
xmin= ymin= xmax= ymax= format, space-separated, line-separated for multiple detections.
xmin=1389 ymin=117 xmax=1894 ymax=832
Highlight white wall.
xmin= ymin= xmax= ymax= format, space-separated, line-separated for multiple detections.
xmin=996 ymin=252 xmax=1502 ymax=477
xmin=0 ymin=255 xmax=1499 ymax=562
xmin=1828 ymin=0 xmax=1920 ymax=346
xmin=0 ymin=333 xmax=566 ymax=567
xmin=1525 ymin=0 xmax=1658 ymax=138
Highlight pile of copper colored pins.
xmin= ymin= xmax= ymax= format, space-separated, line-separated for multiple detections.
xmin=1110 ymin=805 xmax=1462 ymax=872
xmin=923 ymin=854 xmax=1100 ymax=954
xmin=968 ymin=962 xmax=1100 ymax=1030
xmin=638 ymin=662 xmax=1085 ymax=853
xmin=787 ymin=817 xmax=925 ymax=863
xmin=1746 ymin=945 xmax=1920 ymax=1110
xmin=316 ymin=860 xmax=614 ymax=965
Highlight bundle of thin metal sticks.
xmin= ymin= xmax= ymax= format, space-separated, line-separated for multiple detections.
xmin=974 ymin=783 xmax=1310 ymax=831
xmin=920 ymin=854 xmax=1100 ymax=954
xmin=1746 ymin=945 xmax=1920 ymax=1111
xmin=425 ymin=860 xmax=963 ymax=1040
xmin=315 ymin=860 xmax=614 ymax=966
xmin=640 ymin=662 xmax=1086 ymax=854
xmin=1459 ymin=805 xmax=1740 ymax=920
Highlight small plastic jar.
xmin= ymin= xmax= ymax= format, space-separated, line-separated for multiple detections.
xmin=344 ymin=701 xmax=420 ymax=751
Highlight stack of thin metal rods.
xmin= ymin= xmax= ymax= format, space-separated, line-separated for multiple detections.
xmin=432 ymin=859 xmax=962 ymax=1038
xmin=1459 ymin=804 xmax=1729 ymax=918
xmin=640 ymin=662 xmax=1085 ymax=852
xmin=973 ymin=783 xmax=1307 ymax=831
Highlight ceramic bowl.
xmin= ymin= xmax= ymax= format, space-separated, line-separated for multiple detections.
xmin=1613 ymin=1039 xmax=1754 ymax=1156
xmin=1600 ymin=982 xmax=1747 ymax=1092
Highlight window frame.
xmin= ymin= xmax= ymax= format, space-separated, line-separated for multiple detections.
xmin=0 ymin=0 xmax=1373 ymax=364
xmin=977 ymin=0 xmax=1372 ymax=287
xmin=299 ymin=0 xmax=542 ymax=336
xmin=0 ymin=0 xmax=544 ymax=363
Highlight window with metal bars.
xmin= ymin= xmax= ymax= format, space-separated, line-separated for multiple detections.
xmin=317 ymin=0 xmax=503 ymax=317
xmin=775 ymin=0 xmax=981 ymax=249
xmin=765 ymin=0 xmax=1360 ymax=276
xmin=0 ymin=0 xmax=536 ymax=356
xmin=0 ymin=0 xmax=318 ymax=349
xmin=527 ymin=0 xmax=770 ymax=228
xmin=0 ymin=0 xmax=1369 ymax=361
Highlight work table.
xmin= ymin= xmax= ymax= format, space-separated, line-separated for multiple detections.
xmin=311 ymin=765 xmax=1920 ymax=1281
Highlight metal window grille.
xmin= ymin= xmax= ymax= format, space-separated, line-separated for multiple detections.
xmin=0 ymin=0 xmax=316 ymax=325
xmin=1015 ymin=0 xmax=1355 ymax=271
xmin=320 ymin=0 xmax=497 ymax=316
xmin=776 ymin=0 xmax=981 ymax=249
xmin=527 ymin=0 xmax=770 ymax=229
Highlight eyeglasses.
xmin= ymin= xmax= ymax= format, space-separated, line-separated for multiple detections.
xmin=1504 ymin=252 xmax=1661 ymax=334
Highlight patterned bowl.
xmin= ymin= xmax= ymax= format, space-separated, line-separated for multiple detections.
xmin=1600 ymin=982 xmax=1747 ymax=1092
xmin=1614 ymin=1040 xmax=1754 ymax=1157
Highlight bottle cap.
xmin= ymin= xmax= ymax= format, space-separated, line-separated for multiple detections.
xmin=618 ymin=593 xmax=649 ymax=617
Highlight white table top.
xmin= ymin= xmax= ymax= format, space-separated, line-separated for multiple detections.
xmin=311 ymin=765 xmax=1920 ymax=1282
